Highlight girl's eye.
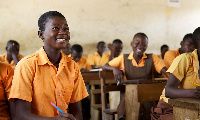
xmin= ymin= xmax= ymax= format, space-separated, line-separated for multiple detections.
xmin=53 ymin=27 xmax=59 ymax=30
xmin=64 ymin=28 xmax=69 ymax=31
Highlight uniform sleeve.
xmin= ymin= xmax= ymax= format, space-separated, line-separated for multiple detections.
xmin=108 ymin=55 xmax=123 ymax=70
xmin=163 ymin=51 xmax=177 ymax=68
xmin=9 ymin=59 xmax=35 ymax=102
xmin=87 ymin=54 xmax=94 ymax=65
xmin=70 ymin=63 xmax=89 ymax=103
xmin=167 ymin=54 xmax=191 ymax=81
xmin=152 ymin=54 xmax=166 ymax=73
xmin=2 ymin=64 xmax=14 ymax=99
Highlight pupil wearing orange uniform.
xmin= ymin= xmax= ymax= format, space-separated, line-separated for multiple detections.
xmin=87 ymin=41 xmax=106 ymax=69
xmin=103 ymin=33 xmax=168 ymax=120
xmin=71 ymin=44 xmax=92 ymax=72
xmin=0 ymin=62 xmax=14 ymax=120
xmin=9 ymin=11 xmax=88 ymax=120
xmin=153 ymin=28 xmax=200 ymax=120
xmin=164 ymin=33 xmax=195 ymax=68
xmin=0 ymin=40 xmax=23 ymax=68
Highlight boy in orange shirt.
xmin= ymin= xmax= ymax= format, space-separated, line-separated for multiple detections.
xmin=0 ymin=62 xmax=14 ymax=120
xmin=71 ymin=44 xmax=92 ymax=119
xmin=103 ymin=33 xmax=168 ymax=119
xmin=164 ymin=33 xmax=194 ymax=68
xmin=0 ymin=40 xmax=23 ymax=68
xmin=87 ymin=41 xmax=106 ymax=68
xmin=9 ymin=11 xmax=88 ymax=120
xmin=157 ymin=44 xmax=169 ymax=61
xmin=101 ymin=39 xmax=123 ymax=66
xmin=155 ymin=44 xmax=169 ymax=78
xmin=71 ymin=44 xmax=92 ymax=72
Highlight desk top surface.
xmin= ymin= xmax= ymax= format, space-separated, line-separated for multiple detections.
xmin=169 ymin=98 xmax=200 ymax=109
xmin=122 ymin=79 xmax=167 ymax=84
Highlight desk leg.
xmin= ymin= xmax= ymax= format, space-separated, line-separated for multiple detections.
xmin=125 ymin=84 xmax=140 ymax=120
xmin=90 ymin=85 xmax=95 ymax=120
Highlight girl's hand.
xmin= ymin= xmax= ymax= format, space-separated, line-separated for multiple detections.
xmin=55 ymin=113 xmax=76 ymax=120
xmin=113 ymin=67 xmax=123 ymax=83
xmin=192 ymin=87 xmax=200 ymax=99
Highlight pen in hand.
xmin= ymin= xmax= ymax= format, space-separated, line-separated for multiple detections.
xmin=117 ymin=80 xmax=120 ymax=85
xmin=51 ymin=102 xmax=64 ymax=113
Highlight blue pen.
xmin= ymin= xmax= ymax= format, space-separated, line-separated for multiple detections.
xmin=51 ymin=102 xmax=64 ymax=113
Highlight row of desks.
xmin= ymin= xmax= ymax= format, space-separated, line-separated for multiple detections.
xmin=82 ymin=71 xmax=168 ymax=120
xmin=82 ymin=71 xmax=200 ymax=120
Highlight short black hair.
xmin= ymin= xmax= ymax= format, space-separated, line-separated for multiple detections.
xmin=71 ymin=44 xmax=83 ymax=53
xmin=113 ymin=39 xmax=123 ymax=44
xmin=183 ymin=33 xmax=193 ymax=42
xmin=133 ymin=32 xmax=148 ymax=39
xmin=38 ymin=11 xmax=66 ymax=31
xmin=97 ymin=41 xmax=105 ymax=48
xmin=7 ymin=40 xmax=19 ymax=47
xmin=161 ymin=44 xmax=169 ymax=51
xmin=192 ymin=27 xmax=200 ymax=48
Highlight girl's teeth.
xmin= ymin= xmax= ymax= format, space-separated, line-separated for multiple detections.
xmin=57 ymin=39 xmax=65 ymax=42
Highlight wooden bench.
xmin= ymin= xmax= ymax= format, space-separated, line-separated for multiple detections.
xmin=169 ymin=98 xmax=200 ymax=120
xmin=122 ymin=79 xmax=166 ymax=120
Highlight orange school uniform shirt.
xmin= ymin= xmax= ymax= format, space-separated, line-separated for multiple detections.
xmin=100 ymin=53 xmax=111 ymax=66
xmin=108 ymin=52 xmax=165 ymax=79
xmin=9 ymin=47 xmax=88 ymax=117
xmin=0 ymin=53 xmax=24 ymax=68
xmin=87 ymin=52 xmax=104 ymax=66
xmin=163 ymin=48 xmax=180 ymax=68
xmin=157 ymin=54 xmax=163 ymax=61
xmin=77 ymin=56 xmax=92 ymax=70
xmin=160 ymin=49 xmax=199 ymax=103
xmin=0 ymin=62 xmax=14 ymax=120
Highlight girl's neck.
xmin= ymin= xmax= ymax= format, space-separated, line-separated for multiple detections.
xmin=44 ymin=46 xmax=61 ymax=66
xmin=114 ymin=53 xmax=119 ymax=58
xmin=133 ymin=53 xmax=143 ymax=64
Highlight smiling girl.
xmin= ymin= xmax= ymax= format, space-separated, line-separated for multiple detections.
xmin=103 ymin=32 xmax=168 ymax=119
xmin=9 ymin=11 xmax=88 ymax=120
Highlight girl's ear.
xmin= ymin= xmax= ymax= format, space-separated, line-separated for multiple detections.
xmin=131 ymin=41 xmax=133 ymax=46
xmin=180 ymin=41 xmax=183 ymax=46
xmin=38 ymin=30 xmax=44 ymax=40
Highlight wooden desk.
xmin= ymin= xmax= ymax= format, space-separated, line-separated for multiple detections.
xmin=122 ymin=80 xmax=166 ymax=120
xmin=169 ymin=98 xmax=200 ymax=120
xmin=81 ymin=71 xmax=101 ymax=106
xmin=81 ymin=71 xmax=101 ymax=120
xmin=99 ymin=70 xmax=120 ymax=120
xmin=82 ymin=71 xmax=100 ymax=84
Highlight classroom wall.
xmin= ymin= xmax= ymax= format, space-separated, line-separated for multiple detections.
xmin=0 ymin=0 xmax=200 ymax=56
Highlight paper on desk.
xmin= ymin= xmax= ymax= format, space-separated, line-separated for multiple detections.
xmin=89 ymin=68 xmax=103 ymax=71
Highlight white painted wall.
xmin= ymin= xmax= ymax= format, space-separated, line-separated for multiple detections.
xmin=0 ymin=0 xmax=200 ymax=56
